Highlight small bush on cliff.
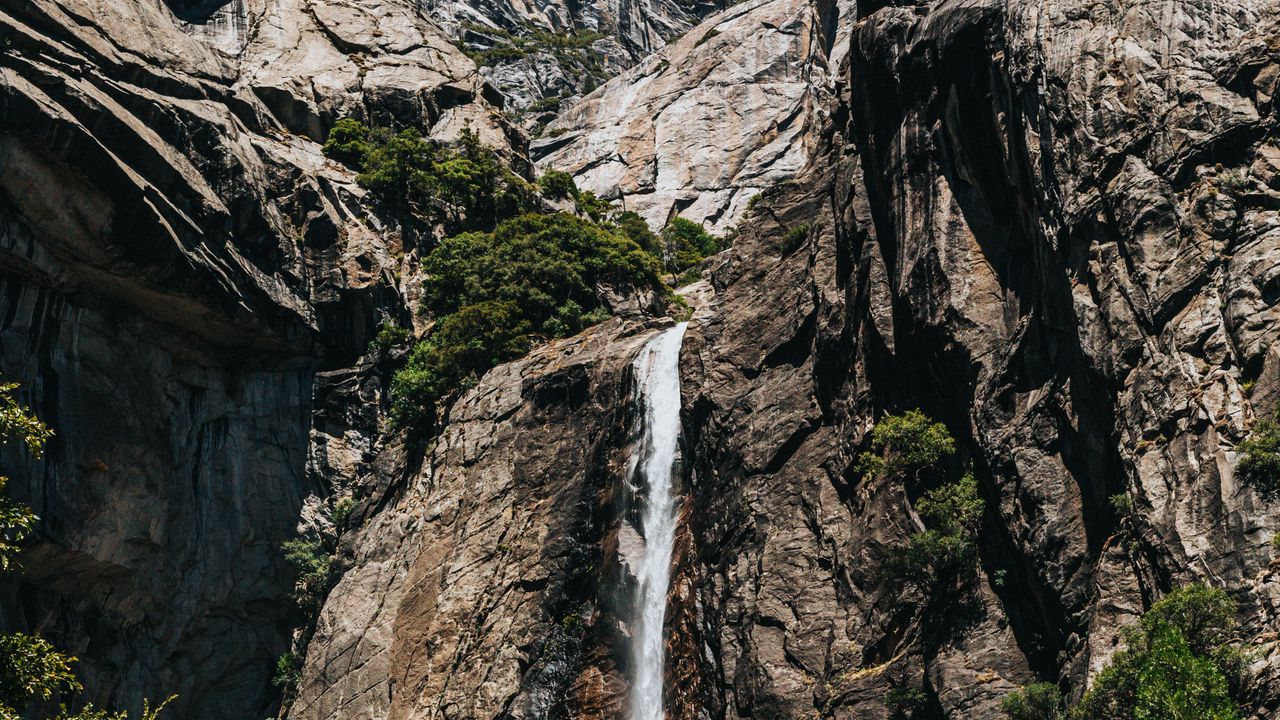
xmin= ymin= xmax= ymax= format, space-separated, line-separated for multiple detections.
xmin=1236 ymin=416 xmax=1280 ymax=495
xmin=883 ymin=686 xmax=927 ymax=717
xmin=659 ymin=216 xmax=719 ymax=275
xmin=538 ymin=169 xmax=578 ymax=201
xmin=282 ymin=538 xmax=333 ymax=611
xmin=884 ymin=473 xmax=982 ymax=591
xmin=367 ymin=319 xmax=409 ymax=356
xmin=389 ymin=212 xmax=666 ymax=429
xmin=782 ymin=222 xmax=811 ymax=253
xmin=856 ymin=410 xmax=956 ymax=480
xmin=272 ymin=652 xmax=303 ymax=704
xmin=1000 ymin=683 xmax=1065 ymax=720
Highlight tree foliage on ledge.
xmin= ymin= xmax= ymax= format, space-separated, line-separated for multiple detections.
xmin=883 ymin=472 xmax=982 ymax=593
xmin=659 ymin=216 xmax=720 ymax=279
xmin=860 ymin=411 xmax=982 ymax=600
xmin=323 ymin=119 xmax=535 ymax=232
xmin=1000 ymin=682 xmax=1065 ymax=720
xmin=1236 ymin=414 xmax=1280 ymax=495
xmin=1002 ymin=584 xmax=1243 ymax=720
xmin=390 ymin=212 xmax=667 ymax=430
xmin=857 ymin=409 xmax=956 ymax=480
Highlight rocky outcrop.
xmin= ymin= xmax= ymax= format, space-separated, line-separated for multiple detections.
xmin=423 ymin=0 xmax=722 ymax=113
xmin=171 ymin=0 xmax=515 ymax=147
xmin=531 ymin=0 xmax=851 ymax=234
xmin=0 ymin=0 xmax=509 ymax=718
xmin=677 ymin=0 xmax=1280 ymax=717
xmin=288 ymin=316 xmax=678 ymax=720
xmin=6 ymin=0 xmax=1280 ymax=718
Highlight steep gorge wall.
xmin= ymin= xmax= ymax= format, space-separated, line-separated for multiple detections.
xmin=4 ymin=0 xmax=1280 ymax=718
xmin=0 ymin=0 xmax=512 ymax=717
xmin=677 ymin=0 xmax=1280 ymax=717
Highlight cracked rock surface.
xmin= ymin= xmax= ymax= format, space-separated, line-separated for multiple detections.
xmin=532 ymin=0 xmax=853 ymax=234
xmin=4 ymin=0 xmax=1280 ymax=718
xmin=0 ymin=0 xmax=507 ymax=718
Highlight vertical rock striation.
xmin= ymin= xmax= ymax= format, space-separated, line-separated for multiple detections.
xmin=532 ymin=0 xmax=853 ymax=234
xmin=677 ymin=0 xmax=1280 ymax=717
xmin=0 ymin=0 xmax=510 ymax=717
xmin=5 ymin=0 xmax=1280 ymax=718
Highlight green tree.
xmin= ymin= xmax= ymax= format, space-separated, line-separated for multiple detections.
xmin=356 ymin=127 xmax=440 ymax=210
xmin=320 ymin=118 xmax=370 ymax=165
xmin=857 ymin=409 xmax=956 ymax=480
xmin=1001 ymin=682 xmax=1064 ymax=720
xmin=658 ymin=217 xmax=719 ymax=275
xmin=883 ymin=686 xmax=927 ymax=717
xmin=538 ymin=170 xmax=578 ymax=201
xmin=321 ymin=121 xmax=535 ymax=231
xmin=281 ymin=538 xmax=333 ymax=612
xmin=883 ymin=473 xmax=982 ymax=592
xmin=391 ymin=212 xmax=666 ymax=430
xmin=1236 ymin=416 xmax=1280 ymax=494
xmin=1068 ymin=584 xmax=1241 ymax=720
xmin=611 ymin=210 xmax=660 ymax=256
xmin=390 ymin=300 xmax=533 ymax=429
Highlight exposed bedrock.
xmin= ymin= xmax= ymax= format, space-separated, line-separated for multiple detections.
xmin=677 ymin=0 xmax=1280 ymax=717
xmin=532 ymin=0 xmax=854 ymax=235
xmin=0 ymin=0 xmax=511 ymax=717
xmin=4 ymin=0 xmax=1280 ymax=718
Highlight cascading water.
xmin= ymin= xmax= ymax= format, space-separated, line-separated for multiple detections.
xmin=626 ymin=322 xmax=689 ymax=720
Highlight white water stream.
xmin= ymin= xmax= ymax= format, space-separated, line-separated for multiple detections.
xmin=627 ymin=322 xmax=688 ymax=720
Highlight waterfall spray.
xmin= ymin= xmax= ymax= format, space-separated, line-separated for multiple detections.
xmin=626 ymin=322 xmax=688 ymax=720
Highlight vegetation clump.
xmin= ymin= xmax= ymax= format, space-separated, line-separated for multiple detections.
xmin=323 ymin=123 xmax=730 ymax=434
xmin=1000 ymin=682 xmax=1065 ymax=720
xmin=857 ymin=411 xmax=981 ymax=598
xmin=856 ymin=409 xmax=956 ymax=480
xmin=884 ymin=473 xmax=982 ymax=592
xmin=1001 ymin=584 xmax=1243 ymax=720
xmin=367 ymin=319 xmax=409 ymax=356
xmin=538 ymin=170 xmax=578 ymax=201
xmin=659 ymin=216 xmax=719 ymax=278
xmin=783 ymin=222 xmax=811 ymax=253
xmin=272 ymin=652 xmax=303 ymax=704
xmin=281 ymin=538 xmax=333 ymax=612
xmin=323 ymin=120 xmax=535 ymax=232
xmin=1236 ymin=413 xmax=1280 ymax=495
xmin=390 ymin=212 xmax=666 ymax=429
xmin=883 ymin=686 xmax=928 ymax=717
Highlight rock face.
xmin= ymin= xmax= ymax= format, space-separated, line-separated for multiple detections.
xmin=531 ymin=0 xmax=851 ymax=234
xmin=171 ymin=0 xmax=516 ymax=147
xmin=6 ymin=0 xmax=1280 ymax=719
xmin=0 ymin=0 xmax=508 ymax=718
xmin=422 ymin=0 xmax=722 ymax=113
xmin=288 ymin=317 xmax=671 ymax=720
xmin=677 ymin=0 xmax=1280 ymax=717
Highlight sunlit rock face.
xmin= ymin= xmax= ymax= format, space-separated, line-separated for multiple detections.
xmin=417 ymin=0 xmax=723 ymax=113
xmin=531 ymin=0 xmax=852 ymax=235
xmin=7 ymin=0 xmax=1280 ymax=719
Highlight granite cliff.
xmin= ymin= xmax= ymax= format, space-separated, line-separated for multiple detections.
xmin=3 ymin=0 xmax=1280 ymax=718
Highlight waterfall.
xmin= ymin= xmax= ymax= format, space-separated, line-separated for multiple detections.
xmin=626 ymin=321 xmax=688 ymax=720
